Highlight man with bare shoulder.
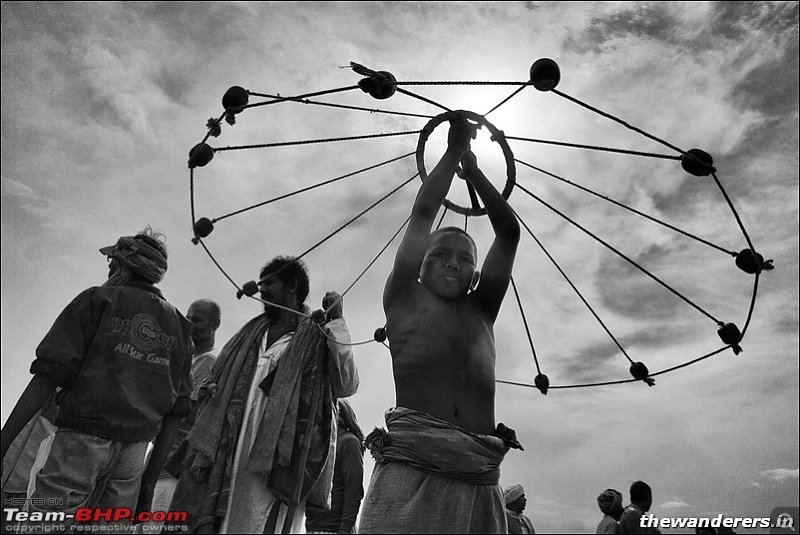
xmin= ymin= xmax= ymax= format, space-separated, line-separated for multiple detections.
xmin=359 ymin=114 xmax=523 ymax=534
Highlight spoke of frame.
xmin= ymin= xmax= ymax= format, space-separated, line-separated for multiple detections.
xmin=483 ymin=84 xmax=530 ymax=118
xmin=214 ymin=130 xmax=420 ymax=152
xmin=315 ymin=215 xmax=412 ymax=347
xmin=514 ymin=179 xmax=722 ymax=325
xmin=512 ymin=207 xmax=634 ymax=364
xmin=506 ymin=135 xmax=682 ymax=161
xmin=510 ymin=276 xmax=542 ymax=374
xmin=515 ymin=159 xmax=736 ymax=256
xmin=333 ymin=215 xmax=410 ymax=306
xmin=258 ymin=174 xmax=418 ymax=286
xmin=254 ymin=93 xmax=435 ymax=119
xmin=245 ymin=85 xmax=361 ymax=110
xmin=395 ymin=87 xmax=453 ymax=113
xmin=550 ymin=88 xmax=693 ymax=160
xmin=213 ymin=152 xmax=416 ymax=223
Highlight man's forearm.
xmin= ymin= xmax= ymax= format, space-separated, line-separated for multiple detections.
xmin=325 ymin=318 xmax=360 ymax=398
xmin=141 ymin=415 xmax=182 ymax=484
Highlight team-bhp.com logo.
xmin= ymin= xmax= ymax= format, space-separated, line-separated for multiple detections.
xmin=5 ymin=507 xmax=187 ymax=525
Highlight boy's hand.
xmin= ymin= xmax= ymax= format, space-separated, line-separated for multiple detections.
xmin=447 ymin=115 xmax=478 ymax=156
xmin=457 ymin=150 xmax=479 ymax=180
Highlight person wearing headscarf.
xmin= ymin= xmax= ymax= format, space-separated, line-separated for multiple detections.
xmin=505 ymin=484 xmax=536 ymax=534
xmin=0 ymin=226 xmax=195 ymax=533
xmin=596 ymin=488 xmax=624 ymax=534
xmin=305 ymin=399 xmax=365 ymax=534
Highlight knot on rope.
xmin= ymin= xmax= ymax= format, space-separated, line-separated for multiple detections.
xmin=629 ymin=362 xmax=656 ymax=387
xmin=717 ymin=323 xmax=743 ymax=355
xmin=735 ymin=249 xmax=774 ymax=274
xmin=188 ymin=143 xmax=214 ymax=169
xmin=206 ymin=118 xmax=222 ymax=137
xmin=534 ymin=373 xmax=549 ymax=395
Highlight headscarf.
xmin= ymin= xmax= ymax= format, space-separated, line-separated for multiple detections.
xmin=504 ymin=484 xmax=525 ymax=505
xmin=100 ymin=229 xmax=168 ymax=286
xmin=597 ymin=488 xmax=623 ymax=514
xmin=337 ymin=398 xmax=365 ymax=451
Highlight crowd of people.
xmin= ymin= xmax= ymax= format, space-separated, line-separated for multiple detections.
xmin=2 ymin=115 xmax=667 ymax=534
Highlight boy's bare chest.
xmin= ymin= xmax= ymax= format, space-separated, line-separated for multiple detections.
xmin=388 ymin=292 xmax=494 ymax=359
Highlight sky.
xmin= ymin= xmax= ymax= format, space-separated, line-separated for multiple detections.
xmin=1 ymin=1 xmax=798 ymax=533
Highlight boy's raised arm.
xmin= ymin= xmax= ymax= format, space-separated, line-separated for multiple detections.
xmin=384 ymin=117 xmax=477 ymax=300
xmin=459 ymin=150 xmax=520 ymax=320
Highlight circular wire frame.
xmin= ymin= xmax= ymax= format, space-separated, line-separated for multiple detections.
xmin=187 ymin=74 xmax=767 ymax=390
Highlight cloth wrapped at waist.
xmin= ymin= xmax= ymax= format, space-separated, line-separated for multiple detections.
xmin=364 ymin=407 xmax=514 ymax=486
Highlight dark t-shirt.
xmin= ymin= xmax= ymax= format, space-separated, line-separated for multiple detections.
xmin=305 ymin=430 xmax=364 ymax=533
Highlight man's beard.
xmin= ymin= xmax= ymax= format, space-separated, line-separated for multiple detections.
xmin=191 ymin=331 xmax=212 ymax=348
xmin=263 ymin=302 xmax=282 ymax=321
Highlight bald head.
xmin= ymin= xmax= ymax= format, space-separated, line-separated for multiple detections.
xmin=187 ymin=299 xmax=221 ymax=351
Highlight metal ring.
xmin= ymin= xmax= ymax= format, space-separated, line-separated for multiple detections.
xmin=415 ymin=110 xmax=516 ymax=217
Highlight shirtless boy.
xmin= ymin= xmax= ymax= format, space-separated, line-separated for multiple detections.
xmin=359 ymin=115 xmax=521 ymax=534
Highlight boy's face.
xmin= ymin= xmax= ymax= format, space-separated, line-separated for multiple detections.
xmin=420 ymin=231 xmax=478 ymax=299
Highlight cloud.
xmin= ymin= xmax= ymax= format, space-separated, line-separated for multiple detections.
xmin=0 ymin=177 xmax=53 ymax=235
xmin=761 ymin=468 xmax=800 ymax=482
xmin=661 ymin=498 xmax=691 ymax=510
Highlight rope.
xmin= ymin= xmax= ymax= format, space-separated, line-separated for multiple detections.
xmin=245 ymin=85 xmax=361 ymax=110
xmin=253 ymin=92 xmax=435 ymax=119
xmin=312 ymin=215 xmax=412 ymax=348
xmin=483 ymin=84 xmax=529 ymax=118
xmin=510 ymin=277 xmax=541 ymax=373
xmin=289 ymin=175 xmax=416 ymax=263
xmin=195 ymin=237 xmax=252 ymax=293
xmin=550 ymin=88 xmax=695 ymax=161
xmin=396 ymin=81 xmax=529 ymax=86
xmin=505 ymin=136 xmax=682 ymax=161
xmin=214 ymin=130 xmax=420 ymax=152
xmin=395 ymin=88 xmax=453 ymax=113
xmin=513 ymin=207 xmax=634 ymax=364
xmin=257 ymin=174 xmax=417 ymax=290
xmin=709 ymin=171 xmax=762 ymax=338
xmin=495 ymin=345 xmax=730 ymax=389
xmin=213 ymin=152 xmax=415 ymax=223
xmin=514 ymin=179 xmax=721 ymax=325
xmin=190 ymin=169 xmax=196 ymax=230
xmin=325 ymin=216 xmax=411 ymax=315
xmin=515 ymin=159 xmax=736 ymax=256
